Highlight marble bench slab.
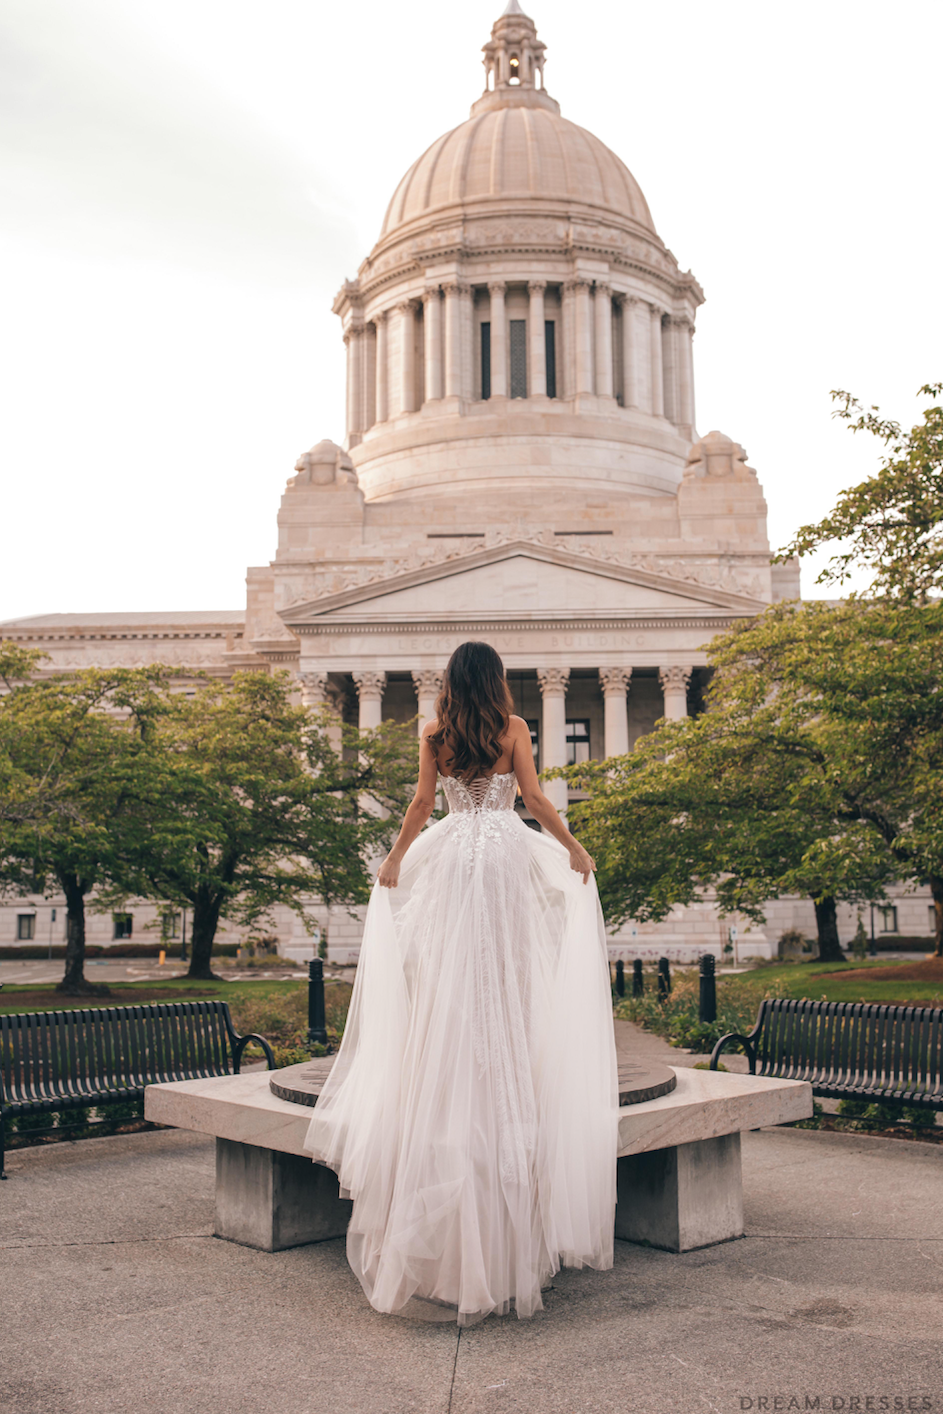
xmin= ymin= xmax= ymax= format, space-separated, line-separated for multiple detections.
xmin=145 ymin=1068 xmax=813 ymax=1255
xmin=144 ymin=1066 xmax=812 ymax=1159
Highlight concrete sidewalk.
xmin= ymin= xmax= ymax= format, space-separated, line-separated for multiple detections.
xmin=2 ymin=1025 xmax=941 ymax=1414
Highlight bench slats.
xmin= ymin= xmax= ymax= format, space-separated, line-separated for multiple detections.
xmin=712 ymin=998 xmax=943 ymax=1109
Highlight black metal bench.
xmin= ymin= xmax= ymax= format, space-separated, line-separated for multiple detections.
xmin=0 ymin=1000 xmax=275 ymax=1177
xmin=710 ymin=998 xmax=943 ymax=1110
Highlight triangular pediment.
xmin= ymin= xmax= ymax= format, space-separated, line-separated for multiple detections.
xmin=280 ymin=539 xmax=766 ymax=625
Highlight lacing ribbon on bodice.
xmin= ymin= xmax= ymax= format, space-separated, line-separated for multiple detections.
xmin=440 ymin=771 xmax=517 ymax=814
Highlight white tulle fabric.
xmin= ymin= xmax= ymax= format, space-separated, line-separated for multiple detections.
xmin=302 ymin=770 xmax=620 ymax=1325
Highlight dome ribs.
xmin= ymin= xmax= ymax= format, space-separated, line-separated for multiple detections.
xmin=489 ymin=109 xmax=507 ymax=196
xmin=417 ymin=128 xmax=457 ymax=223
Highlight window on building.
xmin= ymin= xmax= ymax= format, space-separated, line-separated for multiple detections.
xmin=879 ymin=906 xmax=898 ymax=934
xmin=16 ymin=914 xmax=35 ymax=941
xmin=525 ymin=719 xmax=539 ymax=767
xmin=930 ymin=906 xmax=938 ymax=935
xmin=566 ymin=720 xmax=590 ymax=766
xmin=480 ymin=321 xmax=491 ymax=400
xmin=113 ymin=913 xmax=133 ymax=940
xmin=161 ymin=912 xmax=180 ymax=941
xmin=545 ymin=320 xmax=556 ymax=399
xmin=509 ymin=319 xmax=527 ymax=398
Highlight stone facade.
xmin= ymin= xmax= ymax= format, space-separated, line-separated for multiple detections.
xmin=1 ymin=5 xmax=929 ymax=962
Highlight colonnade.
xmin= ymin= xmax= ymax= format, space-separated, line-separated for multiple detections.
xmin=299 ymin=664 xmax=694 ymax=813
xmin=343 ymin=281 xmax=696 ymax=444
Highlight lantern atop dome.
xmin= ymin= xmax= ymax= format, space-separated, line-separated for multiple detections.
xmin=472 ymin=3 xmax=560 ymax=117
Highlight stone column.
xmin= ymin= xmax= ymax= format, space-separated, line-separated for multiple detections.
xmin=396 ymin=302 xmax=416 ymax=416
xmin=374 ymin=311 xmax=389 ymax=424
xmin=422 ymin=288 xmax=443 ymax=404
xmin=443 ymin=282 xmax=465 ymax=399
xmin=659 ymin=666 xmax=692 ymax=721
xmin=573 ymin=281 xmax=594 ymax=395
xmin=621 ymin=296 xmax=639 ymax=409
xmin=537 ymin=667 xmax=570 ymax=814
xmin=344 ymin=325 xmax=364 ymax=444
xmin=362 ymin=323 xmax=377 ymax=430
xmin=300 ymin=670 xmax=345 ymax=755
xmin=599 ymin=667 xmax=632 ymax=757
xmin=594 ymin=283 xmax=614 ymax=398
xmin=527 ymin=280 xmax=547 ymax=397
xmin=353 ymin=671 xmax=386 ymax=731
xmin=677 ymin=318 xmax=695 ymax=436
xmin=561 ymin=280 xmax=577 ymax=400
xmin=460 ymin=282 xmax=474 ymax=402
xmin=488 ymin=281 xmax=507 ymax=397
xmin=649 ymin=305 xmax=664 ymax=417
xmin=412 ymin=669 xmax=443 ymax=735
xmin=662 ymin=318 xmax=679 ymax=424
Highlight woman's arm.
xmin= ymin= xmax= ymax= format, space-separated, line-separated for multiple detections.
xmin=376 ymin=721 xmax=440 ymax=888
xmin=509 ymin=718 xmax=596 ymax=884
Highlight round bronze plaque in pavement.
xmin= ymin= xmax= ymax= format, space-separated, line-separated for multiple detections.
xmin=269 ymin=1055 xmax=675 ymax=1108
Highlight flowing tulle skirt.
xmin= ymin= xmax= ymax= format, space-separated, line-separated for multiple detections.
xmin=302 ymin=806 xmax=620 ymax=1325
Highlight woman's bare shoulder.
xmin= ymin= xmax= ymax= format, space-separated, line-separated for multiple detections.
xmin=506 ymin=715 xmax=530 ymax=735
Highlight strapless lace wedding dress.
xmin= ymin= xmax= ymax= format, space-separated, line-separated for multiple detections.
xmin=302 ymin=770 xmax=619 ymax=1325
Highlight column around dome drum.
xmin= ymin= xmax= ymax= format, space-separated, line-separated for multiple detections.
xmin=662 ymin=318 xmax=680 ymax=426
xmin=443 ymin=282 xmax=466 ymax=401
xmin=344 ymin=324 xmax=364 ymax=445
xmin=677 ymin=318 xmax=695 ymax=437
xmin=362 ymin=323 xmax=376 ymax=430
xmin=396 ymin=302 xmax=417 ymax=416
xmin=571 ymin=280 xmax=594 ymax=396
xmin=488 ymin=282 xmax=507 ymax=398
xmin=422 ymin=288 xmax=443 ymax=404
xmin=649 ymin=305 xmax=665 ymax=417
xmin=621 ymin=297 xmax=639 ymax=409
xmin=374 ymin=311 xmax=389 ymax=424
xmin=528 ymin=281 xmax=547 ymax=397
xmin=594 ymin=283 xmax=614 ymax=399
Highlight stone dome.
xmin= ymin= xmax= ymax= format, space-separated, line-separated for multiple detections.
xmin=380 ymin=105 xmax=655 ymax=241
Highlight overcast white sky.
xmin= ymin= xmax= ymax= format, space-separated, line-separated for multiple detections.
xmin=2 ymin=0 xmax=940 ymax=618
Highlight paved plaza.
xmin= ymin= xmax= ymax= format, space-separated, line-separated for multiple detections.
xmin=2 ymin=1020 xmax=941 ymax=1414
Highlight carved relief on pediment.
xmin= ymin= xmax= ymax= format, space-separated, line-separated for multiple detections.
xmin=285 ymin=528 xmax=766 ymax=607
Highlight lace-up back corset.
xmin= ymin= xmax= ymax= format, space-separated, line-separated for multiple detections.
xmin=440 ymin=771 xmax=517 ymax=814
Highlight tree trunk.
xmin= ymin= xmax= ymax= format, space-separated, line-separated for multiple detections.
xmin=56 ymin=871 xmax=110 ymax=996
xmin=929 ymin=876 xmax=943 ymax=959
xmin=186 ymin=887 xmax=223 ymax=980
xmin=811 ymin=895 xmax=845 ymax=964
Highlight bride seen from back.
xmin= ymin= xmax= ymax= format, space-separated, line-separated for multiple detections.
xmin=302 ymin=639 xmax=620 ymax=1325
xmin=377 ymin=640 xmax=596 ymax=889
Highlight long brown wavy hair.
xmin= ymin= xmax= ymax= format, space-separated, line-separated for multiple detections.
xmin=427 ymin=641 xmax=515 ymax=782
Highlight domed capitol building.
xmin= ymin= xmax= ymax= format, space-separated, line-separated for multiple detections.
xmin=3 ymin=5 xmax=930 ymax=961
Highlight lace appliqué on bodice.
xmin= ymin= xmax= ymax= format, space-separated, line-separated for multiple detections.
xmin=440 ymin=770 xmax=517 ymax=814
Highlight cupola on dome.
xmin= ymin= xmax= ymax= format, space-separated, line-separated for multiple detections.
xmin=379 ymin=2 xmax=655 ymax=242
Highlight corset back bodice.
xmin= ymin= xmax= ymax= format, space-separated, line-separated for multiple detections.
xmin=440 ymin=770 xmax=517 ymax=814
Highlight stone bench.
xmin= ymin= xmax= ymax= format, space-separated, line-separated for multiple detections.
xmin=144 ymin=1065 xmax=812 ymax=1255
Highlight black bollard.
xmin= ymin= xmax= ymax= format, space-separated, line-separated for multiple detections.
xmin=657 ymin=955 xmax=671 ymax=1002
xmin=632 ymin=959 xmax=644 ymax=997
xmin=699 ymin=952 xmax=717 ymax=1023
xmin=307 ymin=958 xmax=328 ymax=1047
xmin=615 ymin=959 xmax=625 ymax=997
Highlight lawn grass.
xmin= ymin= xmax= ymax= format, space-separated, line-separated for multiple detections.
xmin=614 ymin=956 xmax=943 ymax=1057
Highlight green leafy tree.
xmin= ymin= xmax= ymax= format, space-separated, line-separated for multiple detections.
xmin=780 ymin=383 xmax=943 ymax=601
xmin=0 ymin=644 xmax=167 ymax=995
xmin=116 ymin=670 xmax=419 ymax=980
xmin=557 ymin=598 xmax=943 ymax=961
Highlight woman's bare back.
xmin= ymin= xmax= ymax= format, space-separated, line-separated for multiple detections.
xmin=426 ymin=714 xmax=528 ymax=779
